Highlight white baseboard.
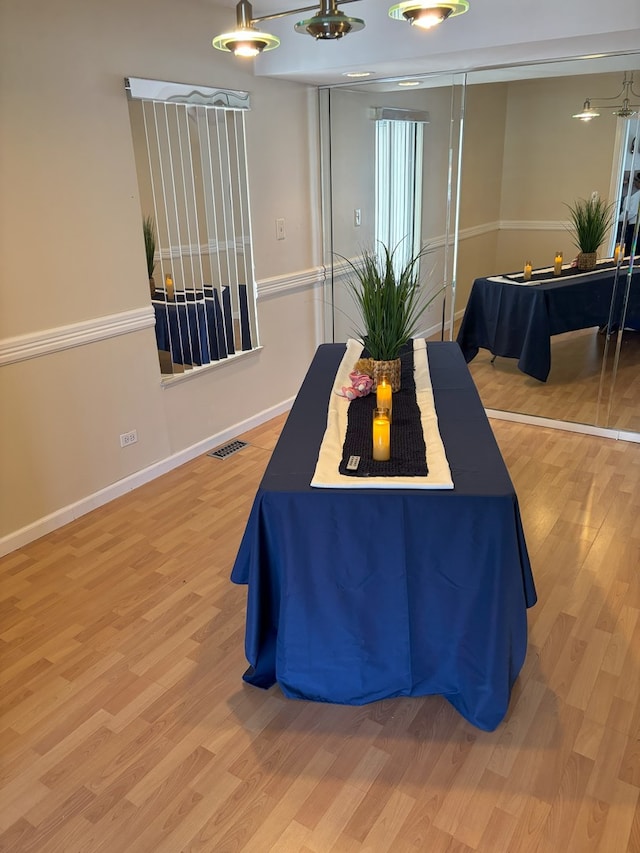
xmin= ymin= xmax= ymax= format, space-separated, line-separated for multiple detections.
xmin=0 ymin=398 xmax=295 ymax=558
xmin=5 ymin=393 xmax=636 ymax=558
xmin=485 ymin=408 xmax=638 ymax=442
xmin=418 ymin=307 xmax=465 ymax=340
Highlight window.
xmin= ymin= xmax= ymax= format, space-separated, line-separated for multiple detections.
xmin=374 ymin=108 xmax=427 ymax=275
xmin=126 ymin=77 xmax=259 ymax=377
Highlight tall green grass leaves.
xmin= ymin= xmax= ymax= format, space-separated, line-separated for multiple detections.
xmin=143 ymin=215 xmax=156 ymax=279
xmin=565 ymin=196 xmax=614 ymax=254
xmin=340 ymin=242 xmax=442 ymax=360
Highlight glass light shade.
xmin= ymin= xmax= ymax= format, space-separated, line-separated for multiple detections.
xmin=294 ymin=11 xmax=365 ymax=40
xmin=409 ymin=7 xmax=452 ymax=27
xmin=212 ymin=27 xmax=280 ymax=56
xmin=572 ymin=99 xmax=600 ymax=121
xmin=389 ymin=1 xmax=469 ymax=26
xmin=572 ymin=109 xmax=600 ymax=121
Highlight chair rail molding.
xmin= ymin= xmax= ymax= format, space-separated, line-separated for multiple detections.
xmin=257 ymin=265 xmax=325 ymax=299
xmin=0 ymin=307 xmax=155 ymax=367
xmin=499 ymin=219 xmax=568 ymax=231
xmin=458 ymin=221 xmax=500 ymax=241
xmin=457 ymin=220 xmax=568 ymax=237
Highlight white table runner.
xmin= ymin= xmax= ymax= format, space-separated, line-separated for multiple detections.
xmin=311 ymin=339 xmax=453 ymax=490
xmin=488 ymin=257 xmax=630 ymax=287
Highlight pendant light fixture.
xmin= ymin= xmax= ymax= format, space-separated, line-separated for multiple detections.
xmin=213 ymin=0 xmax=470 ymax=57
xmin=388 ymin=1 xmax=469 ymax=29
xmin=572 ymin=99 xmax=600 ymax=122
xmin=572 ymin=72 xmax=640 ymax=121
xmin=295 ymin=0 xmax=364 ymax=39
xmin=212 ymin=0 xmax=280 ymax=56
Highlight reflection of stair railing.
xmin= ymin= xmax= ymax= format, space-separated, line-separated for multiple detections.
xmin=126 ymin=77 xmax=259 ymax=378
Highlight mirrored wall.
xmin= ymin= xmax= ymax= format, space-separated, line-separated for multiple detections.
xmin=320 ymin=53 xmax=640 ymax=438
xmin=319 ymin=72 xmax=465 ymax=348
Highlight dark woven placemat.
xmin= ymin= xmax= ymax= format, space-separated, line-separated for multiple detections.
xmin=338 ymin=344 xmax=428 ymax=478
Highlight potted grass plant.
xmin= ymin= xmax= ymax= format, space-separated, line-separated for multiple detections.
xmin=341 ymin=241 xmax=442 ymax=390
xmin=565 ymin=196 xmax=614 ymax=271
xmin=143 ymin=215 xmax=156 ymax=296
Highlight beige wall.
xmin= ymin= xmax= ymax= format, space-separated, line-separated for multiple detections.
xmin=457 ymin=69 xmax=636 ymax=295
xmin=499 ymin=73 xmax=620 ymax=225
xmin=0 ymin=0 xmax=320 ymax=548
xmin=456 ymin=82 xmax=508 ymax=307
xmin=2 ymin=0 xmax=638 ymax=551
xmin=496 ymin=72 xmax=626 ymax=270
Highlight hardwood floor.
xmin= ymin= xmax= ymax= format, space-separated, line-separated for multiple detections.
xmin=1 ymin=414 xmax=640 ymax=852
xmin=465 ymin=327 xmax=640 ymax=433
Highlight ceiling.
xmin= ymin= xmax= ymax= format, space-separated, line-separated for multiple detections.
xmin=210 ymin=0 xmax=640 ymax=87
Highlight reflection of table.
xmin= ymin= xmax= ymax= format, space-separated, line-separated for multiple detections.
xmin=231 ymin=342 xmax=536 ymax=731
xmin=152 ymin=285 xmax=252 ymax=365
xmin=457 ymin=262 xmax=640 ymax=381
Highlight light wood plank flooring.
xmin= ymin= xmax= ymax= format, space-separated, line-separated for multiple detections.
xmin=466 ymin=327 xmax=640 ymax=433
xmin=1 ymin=415 xmax=640 ymax=852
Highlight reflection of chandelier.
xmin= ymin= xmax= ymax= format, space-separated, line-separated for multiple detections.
xmin=572 ymin=71 xmax=640 ymax=121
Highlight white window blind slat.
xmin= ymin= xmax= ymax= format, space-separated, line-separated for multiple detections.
xmin=375 ymin=119 xmax=424 ymax=276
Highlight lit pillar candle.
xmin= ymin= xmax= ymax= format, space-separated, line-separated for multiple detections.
xmin=372 ymin=408 xmax=391 ymax=462
xmin=165 ymin=273 xmax=174 ymax=300
xmin=376 ymin=376 xmax=392 ymax=421
xmin=523 ymin=261 xmax=533 ymax=281
xmin=554 ymin=251 xmax=563 ymax=276
xmin=614 ymin=243 xmax=622 ymax=263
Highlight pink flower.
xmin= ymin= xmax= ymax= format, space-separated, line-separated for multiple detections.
xmin=336 ymin=370 xmax=374 ymax=400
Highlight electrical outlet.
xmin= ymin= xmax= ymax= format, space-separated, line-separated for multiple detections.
xmin=354 ymin=208 xmax=362 ymax=227
xmin=276 ymin=217 xmax=286 ymax=240
xmin=120 ymin=430 xmax=138 ymax=448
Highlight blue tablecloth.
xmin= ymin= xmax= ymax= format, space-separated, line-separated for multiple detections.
xmin=153 ymin=285 xmax=252 ymax=365
xmin=456 ymin=263 xmax=640 ymax=381
xmin=231 ymin=342 xmax=536 ymax=731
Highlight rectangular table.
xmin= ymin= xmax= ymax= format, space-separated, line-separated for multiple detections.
xmin=456 ymin=262 xmax=640 ymax=381
xmin=231 ymin=342 xmax=536 ymax=731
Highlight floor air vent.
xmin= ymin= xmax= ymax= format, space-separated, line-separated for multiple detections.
xmin=208 ymin=440 xmax=248 ymax=460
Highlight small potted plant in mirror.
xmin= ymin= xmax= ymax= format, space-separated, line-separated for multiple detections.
xmin=340 ymin=241 xmax=443 ymax=391
xmin=143 ymin=215 xmax=156 ymax=296
xmin=565 ymin=196 xmax=615 ymax=272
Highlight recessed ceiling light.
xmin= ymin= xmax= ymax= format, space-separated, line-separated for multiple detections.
xmin=343 ymin=71 xmax=373 ymax=78
xmin=398 ymin=80 xmax=420 ymax=87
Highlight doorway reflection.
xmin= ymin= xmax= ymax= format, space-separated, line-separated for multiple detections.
xmin=320 ymin=73 xmax=465 ymax=349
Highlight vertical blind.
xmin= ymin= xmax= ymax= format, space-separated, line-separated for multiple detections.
xmin=375 ymin=114 xmax=425 ymax=276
